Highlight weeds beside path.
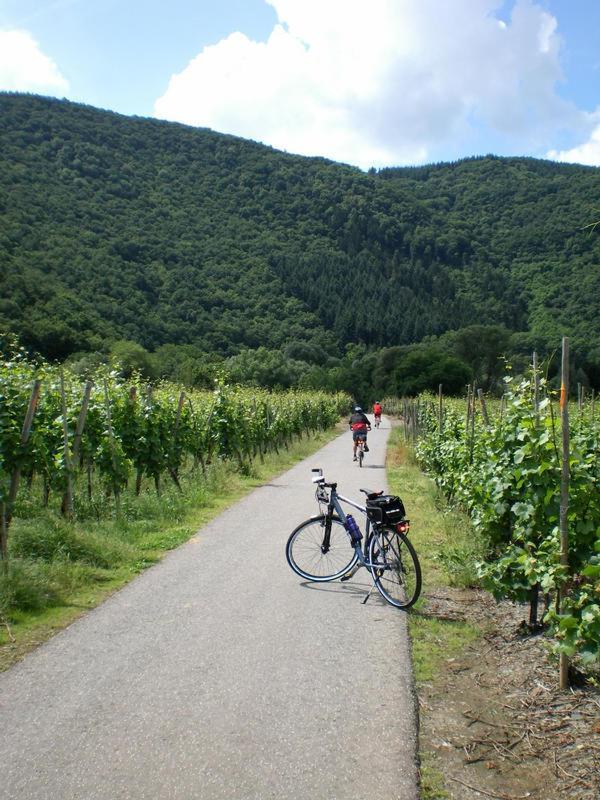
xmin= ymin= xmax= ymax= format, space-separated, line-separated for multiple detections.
xmin=386 ymin=429 xmax=600 ymax=800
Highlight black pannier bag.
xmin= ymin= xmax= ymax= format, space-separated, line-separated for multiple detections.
xmin=365 ymin=495 xmax=406 ymax=525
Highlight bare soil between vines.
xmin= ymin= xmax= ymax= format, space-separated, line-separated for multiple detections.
xmin=418 ymin=588 xmax=600 ymax=800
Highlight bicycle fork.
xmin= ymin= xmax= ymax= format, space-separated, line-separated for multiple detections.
xmin=320 ymin=514 xmax=333 ymax=554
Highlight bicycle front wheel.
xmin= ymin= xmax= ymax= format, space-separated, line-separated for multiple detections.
xmin=368 ymin=527 xmax=421 ymax=608
xmin=286 ymin=515 xmax=358 ymax=582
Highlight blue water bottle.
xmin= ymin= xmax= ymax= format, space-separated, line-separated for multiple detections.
xmin=345 ymin=514 xmax=362 ymax=544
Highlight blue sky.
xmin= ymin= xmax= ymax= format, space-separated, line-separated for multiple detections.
xmin=1 ymin=0 xmax=599 ymax=169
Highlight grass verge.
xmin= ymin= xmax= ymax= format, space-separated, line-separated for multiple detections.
xmin=0 ymin=426 xmax=341 ymax=671
xmin=386 ymin=427 xmax=483 ymax=800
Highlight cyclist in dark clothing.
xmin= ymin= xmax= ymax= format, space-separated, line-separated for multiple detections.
xmin=349 ymin=406 xmax=371 ymax=461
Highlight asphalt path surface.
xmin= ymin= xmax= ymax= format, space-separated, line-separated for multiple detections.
xmin=1 ymin=418 xmax=418 ymax=800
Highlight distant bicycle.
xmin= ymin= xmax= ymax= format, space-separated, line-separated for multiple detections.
xmin=373 ymin=402 xmax=382 ymax=428
xmin=285 ymin=469 xmax=421 ymax=609
xmin=356 ymin=438 xmax=366 ymax=467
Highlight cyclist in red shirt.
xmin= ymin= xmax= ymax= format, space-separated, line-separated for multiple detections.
xmin=373 ymin=401 xmax=382 ymax=427
xmin=349 ymin=406 xmax=371 ymax=461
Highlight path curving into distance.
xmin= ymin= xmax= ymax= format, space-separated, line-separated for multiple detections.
xmin=1 ymin=417 xmax=418 ymax=800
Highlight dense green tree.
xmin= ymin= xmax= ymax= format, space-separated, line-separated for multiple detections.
xmin=391 ymin=348 xmax=472 ymax=396
xmin=437 ymin=325 xmax=512 ymax=391
xmin=110 ymin=340 xmax=156 ymax=380
xmin=225 ymin=347 xmax=309 ymax=389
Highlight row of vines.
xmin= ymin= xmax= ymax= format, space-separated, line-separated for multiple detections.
xmin=402 ymin=370 xmax=599 ymax=667
xmin=0 ymin=354 xmax=349 ymax=555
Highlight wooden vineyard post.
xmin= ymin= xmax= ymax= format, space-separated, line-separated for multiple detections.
xmin=415 ymin=398 xmax=420 ymax=441
xmin=145 ymin=385 xmax=161 ymax=496
xmin=533 ymin=351 xmax=540 ymax=416
xmin=465 ymin=384 xmax=472 ymax=435
xmin=438 ymin=384 xmax=443 ymax=434
xmin=71 ymin=380 xmax=93 ymax=503
xmin=477 ymin=388 xmax=490 ymax=428
xmin=59 ymin=370 xmax=74 ymax=519
xmin=167 ymin=392 xmax=185 ymax=491
xmin=558 ymin=337 xmax=570 ymax=690
xmin=72 ymin=381 xmax=93 ymax=462
xmin=126 ymin=387 xmax=144 ymax=495
xmin=469 ymin=387 xmax=476 ymax=464
xmin=188 ymin=398 xmax=207 ymax=475
xmin=103 ymin=380 xmax=121 ymax=517
xmin=253 ymin=400 xmax=264 ymax=463
xmin=530 ymin=353 xmax=540 ymax=626
xmin=1 ymin=379 xmax=41 ymax=569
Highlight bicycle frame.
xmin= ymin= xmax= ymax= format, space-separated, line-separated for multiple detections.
xmin=314 ymin=475 xmax=390 ymax=571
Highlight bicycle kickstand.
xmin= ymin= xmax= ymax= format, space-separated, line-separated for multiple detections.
xmin=362 ymin=579 xmax=378 ymax=605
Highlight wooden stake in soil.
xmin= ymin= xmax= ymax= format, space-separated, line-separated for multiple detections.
xmin=103 ymin=380 xmax=121 ymax=517
xmin=478 ymin=388 xmax=490 ymax=428
xmin=167 ymin=391 xmax=185 ymax=491
xmin=559 ymin=336 xmax=570 ymax=691
xmin=72 ymin=381 xmax=93 ymax=462
xmin=59 ymin=370 xmax=74 ymax=519
xmin=1 ymin=378 xmax=41 ymax=567
xmin=533 ymin=351 xmax=539 ymax=416
xmin=465 ymin=384 xmax=472 ymax=436
xmin=438 ymin=383 xmax=443 ymax=433
xmin=469 ymin=387 xmax=476 ymax=464
xmin=530 ymin=353 xmax=540 ymax=626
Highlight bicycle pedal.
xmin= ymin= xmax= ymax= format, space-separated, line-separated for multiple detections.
xmin=340 ymin=566 xmax=358 ymax=582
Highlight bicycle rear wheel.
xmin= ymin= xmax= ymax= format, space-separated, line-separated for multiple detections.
xmin=368 ymin=527 xmax=421 ymax=608
xmin=358 ymin=446 xmax=364 ymax=467
xmin=286 ymin=515 xmax=358 ymax=582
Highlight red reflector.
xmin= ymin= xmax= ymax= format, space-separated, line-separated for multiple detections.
xmin=396 ymin=521 xmax=409 ymax=534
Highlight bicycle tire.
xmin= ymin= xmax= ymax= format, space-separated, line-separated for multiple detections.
xmin=358 ymin=447 xmax=364 ymax=467
xmin=368 ymin=527 xmax=421 ymax=609
xmin=286 ymin=515 xmax=358 ymax=582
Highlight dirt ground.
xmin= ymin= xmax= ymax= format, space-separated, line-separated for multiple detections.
xmin=418 ymin=588 xmax=600 ymax=800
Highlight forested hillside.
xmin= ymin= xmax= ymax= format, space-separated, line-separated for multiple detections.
xmin=1 ymin=93 xmax=599 ymax=390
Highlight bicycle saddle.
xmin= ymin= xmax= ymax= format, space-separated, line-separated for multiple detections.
xmin=360 ymin=488 xmax=384 ymax=499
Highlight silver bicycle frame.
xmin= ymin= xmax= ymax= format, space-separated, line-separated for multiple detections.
xmin=319 ymin=486 xmax=385 ymax=568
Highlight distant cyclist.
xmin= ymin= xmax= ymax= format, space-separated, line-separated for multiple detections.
xmin=349 ymin=406 xmax=371 ymax=461
xmin=373 ymin=401 xmax=382 ymax=428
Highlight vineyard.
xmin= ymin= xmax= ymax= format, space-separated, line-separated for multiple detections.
xmin=0 ymin=352 xmax=348 ymax=625
xmin=398 ymin=368 xmax=600 ymax=670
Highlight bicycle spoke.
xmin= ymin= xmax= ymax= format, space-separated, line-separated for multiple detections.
xmin=286 ymin=516 xmax=358 ymax=582
xmin=368 ymin=528 xmax=421 ymax=608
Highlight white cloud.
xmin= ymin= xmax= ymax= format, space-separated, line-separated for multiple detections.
xmin=547 ymin=120 xmax=600 ymax=166
xmin=0 ymin=29 xmax=69 ymax=94
xmin=154 ymin=0 xmax=587 ymax=168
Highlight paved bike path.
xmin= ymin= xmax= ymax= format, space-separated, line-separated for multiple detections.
xmin=0 ymin=418 xmax=418 ymax=800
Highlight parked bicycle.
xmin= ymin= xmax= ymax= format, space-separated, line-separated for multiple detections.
xmin=285 ymin=469 xmax=421 ymax=609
